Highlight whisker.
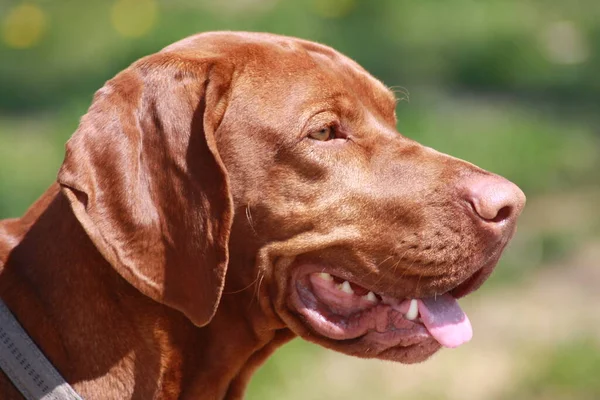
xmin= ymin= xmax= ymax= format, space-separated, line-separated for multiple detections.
xmin=388 ymin=85 xmax=410 ymax=103
xmin=389 ymin=255 xmax=419 ymax=294
xmin=250 ymin=272 xmax=266 ymax=309
xmin=414 ymin=272 xmax=423 ymax=294
xmin=246 ymin=204 xmax=258 ymax=236
xmin=355 ymin=251 xmax=395 ymax=284
xmin=223 ymin=273 xmax=261 ymax=295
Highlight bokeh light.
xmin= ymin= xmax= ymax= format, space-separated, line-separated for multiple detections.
xmin=111 ymin=0 xmax=158 ymax=38
xmin=540 ymin=21 xmax=589 ymax=65
xmin=2 ymin=3 xmax=48 ymax=49
xmin=311 ymin=0 xmax=356 ymax=19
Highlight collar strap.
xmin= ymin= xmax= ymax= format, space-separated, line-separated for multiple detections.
xmin=0 ymin=299 xmax=83 ymax=400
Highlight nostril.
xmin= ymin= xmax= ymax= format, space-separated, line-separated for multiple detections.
xmin=468 ymin=198 xmax=512 ymax=223
xmin=488 ymin=205 xmax=512 ymax=223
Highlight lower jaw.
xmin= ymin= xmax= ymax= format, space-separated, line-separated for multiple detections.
xmin=365 ymin=339 xmax=441 ymax=363
xmin=292 ymin=307 xmax=441 ymax=363
xmin=350 ymin=331 xmax=442 ymax=364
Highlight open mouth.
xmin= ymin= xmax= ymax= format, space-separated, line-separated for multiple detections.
xmin=290 ymin=266 xmax=474 ymax=350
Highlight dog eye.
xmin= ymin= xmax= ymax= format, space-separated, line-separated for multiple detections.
xmin=308 ymin=126 xmax=335 ymax=141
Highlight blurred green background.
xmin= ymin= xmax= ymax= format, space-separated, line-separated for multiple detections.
xmin=1 ymin=0 xmax=599 ymax=399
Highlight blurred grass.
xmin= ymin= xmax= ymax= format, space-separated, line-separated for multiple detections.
xmin=1 ymin=0 xmax=599 ymax=399
xmin=503 ymin=339 xmax=600 ymax=400
xmin=397 ymin=91 xmax=600 ymax=194
xmin=247 ymin=339 xmax=323 ymax=399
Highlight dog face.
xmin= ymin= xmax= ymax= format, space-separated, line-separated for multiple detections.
xmin=207 ymin=33 xmax=525 ymax=363
xmin=59 ymin=32 xmax=525 ymax=365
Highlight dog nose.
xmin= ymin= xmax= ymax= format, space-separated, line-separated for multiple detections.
xmin=463 ymin=174 xmax=526 ymax=226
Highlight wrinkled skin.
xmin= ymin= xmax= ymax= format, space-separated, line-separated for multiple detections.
xmin=0 ymin=32 xmax=525 ymax=399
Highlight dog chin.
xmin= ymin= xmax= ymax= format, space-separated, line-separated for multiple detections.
xmin=306 ymin=331 xmax=443 ymax=364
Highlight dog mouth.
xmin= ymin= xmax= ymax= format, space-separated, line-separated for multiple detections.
xmin=289 ymin=265 xmax=477 ymax=352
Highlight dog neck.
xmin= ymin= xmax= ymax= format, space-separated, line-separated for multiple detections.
xmin=0 ymin=184 xmax=293 ymax=399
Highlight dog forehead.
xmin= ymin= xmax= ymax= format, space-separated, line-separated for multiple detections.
xmin=164 ymin=31 xmax=396 ymax=107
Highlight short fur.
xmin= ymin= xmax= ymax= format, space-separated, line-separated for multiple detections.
xmin=0 ymin=32 xmax=525 ymax=399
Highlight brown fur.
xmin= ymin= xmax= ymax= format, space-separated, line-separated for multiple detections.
xmin=0 ymin=32 xmax=524 ymax=399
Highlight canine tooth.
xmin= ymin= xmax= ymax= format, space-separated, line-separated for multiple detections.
xmin=405 ymin=299 xmax=419 ymax=320
xmin=339 ymin=281 xmax=354 ymax=294
xmin=364 ymin=291 xmax=377 ymax=302
xmin=318 ymin=272 xmax=333 ymax=281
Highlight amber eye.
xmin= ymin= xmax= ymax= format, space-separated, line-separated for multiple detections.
xmin=308 ymin=126 xmax=335 ymax=141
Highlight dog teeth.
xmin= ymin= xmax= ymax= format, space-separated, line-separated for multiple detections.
xmin=339 ymin=280 xmax=354 ymax=294
xmin=318 ymin=272 xmax=333 ymax=281
xmin=364 ymin=291 xmax=377 ymax=302
xmin=405 ymin=299 xmax=419 ymax=320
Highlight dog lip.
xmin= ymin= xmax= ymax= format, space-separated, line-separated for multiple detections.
xmin=291 ymin=251 xmax=501 ymax=302
xmin=288 ymin=264 xmax=432 ymax=344
xmin=291 ymin=264 xmax=407 ymax=300
xmin=450 ymin=256 xmax=500 ymax=299
xmin=290 ymin=263 xmax=462 ymax=301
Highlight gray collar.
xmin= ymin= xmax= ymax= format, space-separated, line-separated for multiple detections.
xmin=0 ymin=299 xmax=83 ymax=400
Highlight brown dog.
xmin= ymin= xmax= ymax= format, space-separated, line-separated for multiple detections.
xmin=0 ymin=32 xmax=525 ymax=399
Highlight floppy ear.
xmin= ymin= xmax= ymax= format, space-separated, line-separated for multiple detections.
xmin=57 ymin=53 xmax=234 ymax=327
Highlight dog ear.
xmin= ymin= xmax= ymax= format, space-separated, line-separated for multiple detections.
xmin=58 ymin=52 xmax=234 ymax=327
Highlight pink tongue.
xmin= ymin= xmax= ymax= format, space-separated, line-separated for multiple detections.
xmin=417 ymin=294 xmax=473 ymax=348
